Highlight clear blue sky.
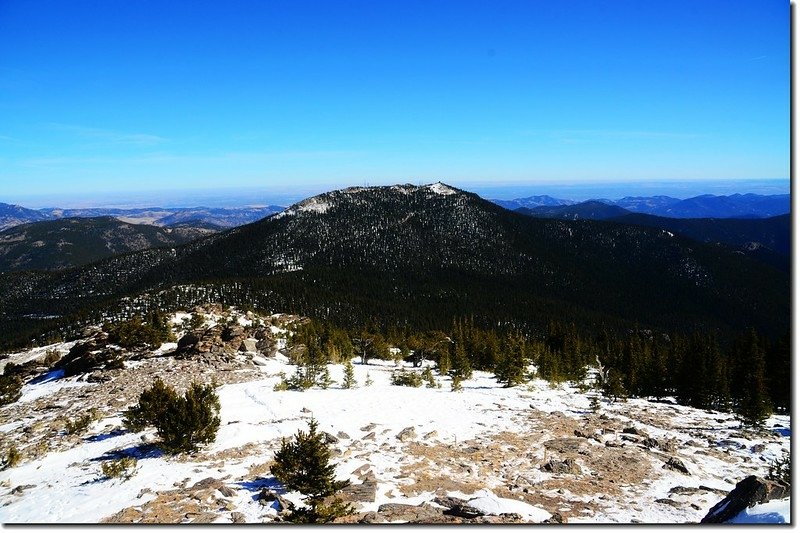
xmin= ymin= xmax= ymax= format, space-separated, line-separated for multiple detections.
xmin=0 ymin=0 xmax=789 ymax=204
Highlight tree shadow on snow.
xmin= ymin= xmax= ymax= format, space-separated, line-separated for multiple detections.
xmin=28 ymin=369 xmax=65 ymax=385
xmin=236 ymin=476 xmax=283 ymax=502
xmin=84 ymin=428 xmax=128 ymax=443
xmin=89 ymin=443 xmax=164 ymax=463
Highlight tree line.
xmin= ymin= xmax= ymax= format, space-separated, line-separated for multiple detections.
xmin=288 ymin=316 xmax=787 ymax=426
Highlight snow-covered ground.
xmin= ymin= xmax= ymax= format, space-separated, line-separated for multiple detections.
xmin=0 ymin=310 xmax=790 ymax=524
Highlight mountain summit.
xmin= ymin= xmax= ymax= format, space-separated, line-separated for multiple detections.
xmin=0 ymin=183 xmax=788 ymax=347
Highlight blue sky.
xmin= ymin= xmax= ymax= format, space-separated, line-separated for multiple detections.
xmin=0 ymin=0 xmax=789 ymax=204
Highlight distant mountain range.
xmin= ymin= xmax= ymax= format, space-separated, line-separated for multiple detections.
xmin=516 ymin=202 xmax=790 ymax=272
xmin=492 ymin=195 xmax=576 ymax=210
xmin=0 ymin=183 xmax=787 ymax=350
xmin=0 ymin=203 xmax=284 ymax=231
xmin=492 ymin=193 xmax=790 ymax=219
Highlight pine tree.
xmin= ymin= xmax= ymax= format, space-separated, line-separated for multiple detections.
xmin=602 ymin=368 xmax=627 ymax=403
xmin=342 ymin=359 xmax=357 ymax=389
xmin=125 ymin=379 xmax=221 ymax=454
xmin=123 ymin=378 xmax=179 ymax=432
xmin=450 ymin=341 xmax=472 ymax=380
xmin=288 ymin=341 xmax=330 ymax=390
xmin=733 ymin=329 xmax=772 ymax=427
xmin=0 ymin=375 xmax=22 ymax=406
xmin=494 ymin=335 xmax=526 ymax=387
xmin=157 ymin=382 xmax=221 ymax=454
xmin=422 ymin=366 xmax=438 ymax=388
xmin=437 ymin=348 xmax=451 ymax=376
xmin=589 ymin=394 xmax=601 ymax=413
xmin=271 ymin=419 xmax=354 ymax=523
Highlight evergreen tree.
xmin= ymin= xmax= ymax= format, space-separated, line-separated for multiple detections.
xmin=422 ymin=366 xmax=437 ymax=388
xmin=766 ymin=334 xmax=790 ymax=412
xmin=288 ymin=341 xmax=330 ymax=390
xmin=0 ymin=375 xmax=22 ymax=406
xmin=732 ymin=329 xmax=772 ymax=427
xmin=437 ymin=346 xmax=451 ymax=376
xmin=494 ymin=335 xmax=526 ymax=387
xmin=602 ymin=368 xmax=627 ymax=403
xmin=271 ymin=419 xmax=354 ymax=523
xmin=123 ymin=378 xmax=178 ymax=432
xmin=449 ymin=341 xmax=473 ymax=380
xmin=125 ymin=380 xmax=221 ymax=454
xmin=342 ymin=359 xmax=356 ymax=389
xmin=158 ymin=382 xmax=221 ymax=454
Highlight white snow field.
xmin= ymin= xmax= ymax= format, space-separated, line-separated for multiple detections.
xmin=0 ymin=310 xmax=790 ymax=524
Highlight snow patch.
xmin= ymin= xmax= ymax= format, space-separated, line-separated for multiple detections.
xmin=463 ymin=489 xmax=552 ymax=521
xmin=726 ymin=498 xmax=790 ymax=524
xmin=426 ymin=182 xmax=457 ymax=195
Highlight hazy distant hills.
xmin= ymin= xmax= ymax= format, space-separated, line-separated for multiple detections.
xmin=491 ymin=195 xmax=576 ymax=210
xmin=0 ymin=203 xmax=284 ymax=231
xmin=516 ymin=201 xmax=790 ymax=271
xmin=516 ymin=201 xmax=631 ymax=220
xmin=0 ymin=217 xmax=220 ymax=272
xmin=493 ymin=193 xmax=790 ymax=219
xmin=0 ymin=183 xmax=788 ymax=349
xmin=0 ymin=203 xmax=51 ymax=231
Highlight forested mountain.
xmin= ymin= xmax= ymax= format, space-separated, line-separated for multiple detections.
xmin=610 ymin=195 xmax=682 ymax=213
xmin=611 ymin=213 xmax=790 ymax=268
xmin=516 ymin=201 xmax=632 ymax=220
xmin=0 ymin=183 xmax=788 ymax=350
xmin=652 ymin=193 xmax=790 ymax=219
xmin=0 ymin=217 xmax=219 ymax=272
xmin=515 ymin=206 xmax=790 ymax=271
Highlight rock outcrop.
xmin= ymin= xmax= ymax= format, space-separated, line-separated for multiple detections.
xmin=701 ymin=476 xmax=790 ymax=523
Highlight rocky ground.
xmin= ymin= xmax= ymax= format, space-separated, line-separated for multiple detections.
xmin=0 ymin=305 xmax=790 ymax=524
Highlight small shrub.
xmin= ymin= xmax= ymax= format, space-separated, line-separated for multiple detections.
xmin=0 ymin=374 xmax=22 ymax=406
xmin=125 ymin=379 xmax=220 ymax=455
xmin=342 ymin=360 xmax=357 ymax=389
xmin=271 ymin=419 xmax=354 ymax=523
xmin=157 ymin=382 xmax=221 ymax=454
xmin=104 ymin=312 xmax=174 ymax=350
xmin=124 ymin=378 xmax=178 ymax=432
xmin=391 ymin=369 xmax=422 ymax=387
xmin=42 ymin=349 xmax=62 ymax=367
xmin=318 ymin=367 xmax=333 ymax=390
xmin=2 ymin=446 xmax=21 ymax=470
xmin=589 ymin=394 xmax=602 ymax=413
xmin=364 ymin=373 xmax=373 ymax=386
xmin=273 ymin=372 xmax=290 ymax=391
xmin=451 ymin=375 xmax=463 ymax=392
xmin=101 ymin=456 xmax=138 ymax=481
xmin=421 ymin=367 xmax=438 ymax=388
xmin=767 ymin=451 xmax=790 ymax=485
xmin=65 ymin=413 xmax=94 ymax=435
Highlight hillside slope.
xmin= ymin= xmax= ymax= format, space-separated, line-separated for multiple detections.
xmin=0 ymin=306 xmax=790 ymax=524
xmin=0 ymin=217 xmax=219 ymax=272
xmin=0 ymin=183 xmax=789 ymax=347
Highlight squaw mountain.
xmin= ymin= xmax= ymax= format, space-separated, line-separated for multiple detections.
xmin=0 ymin=183 xmax=787 ymax=349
